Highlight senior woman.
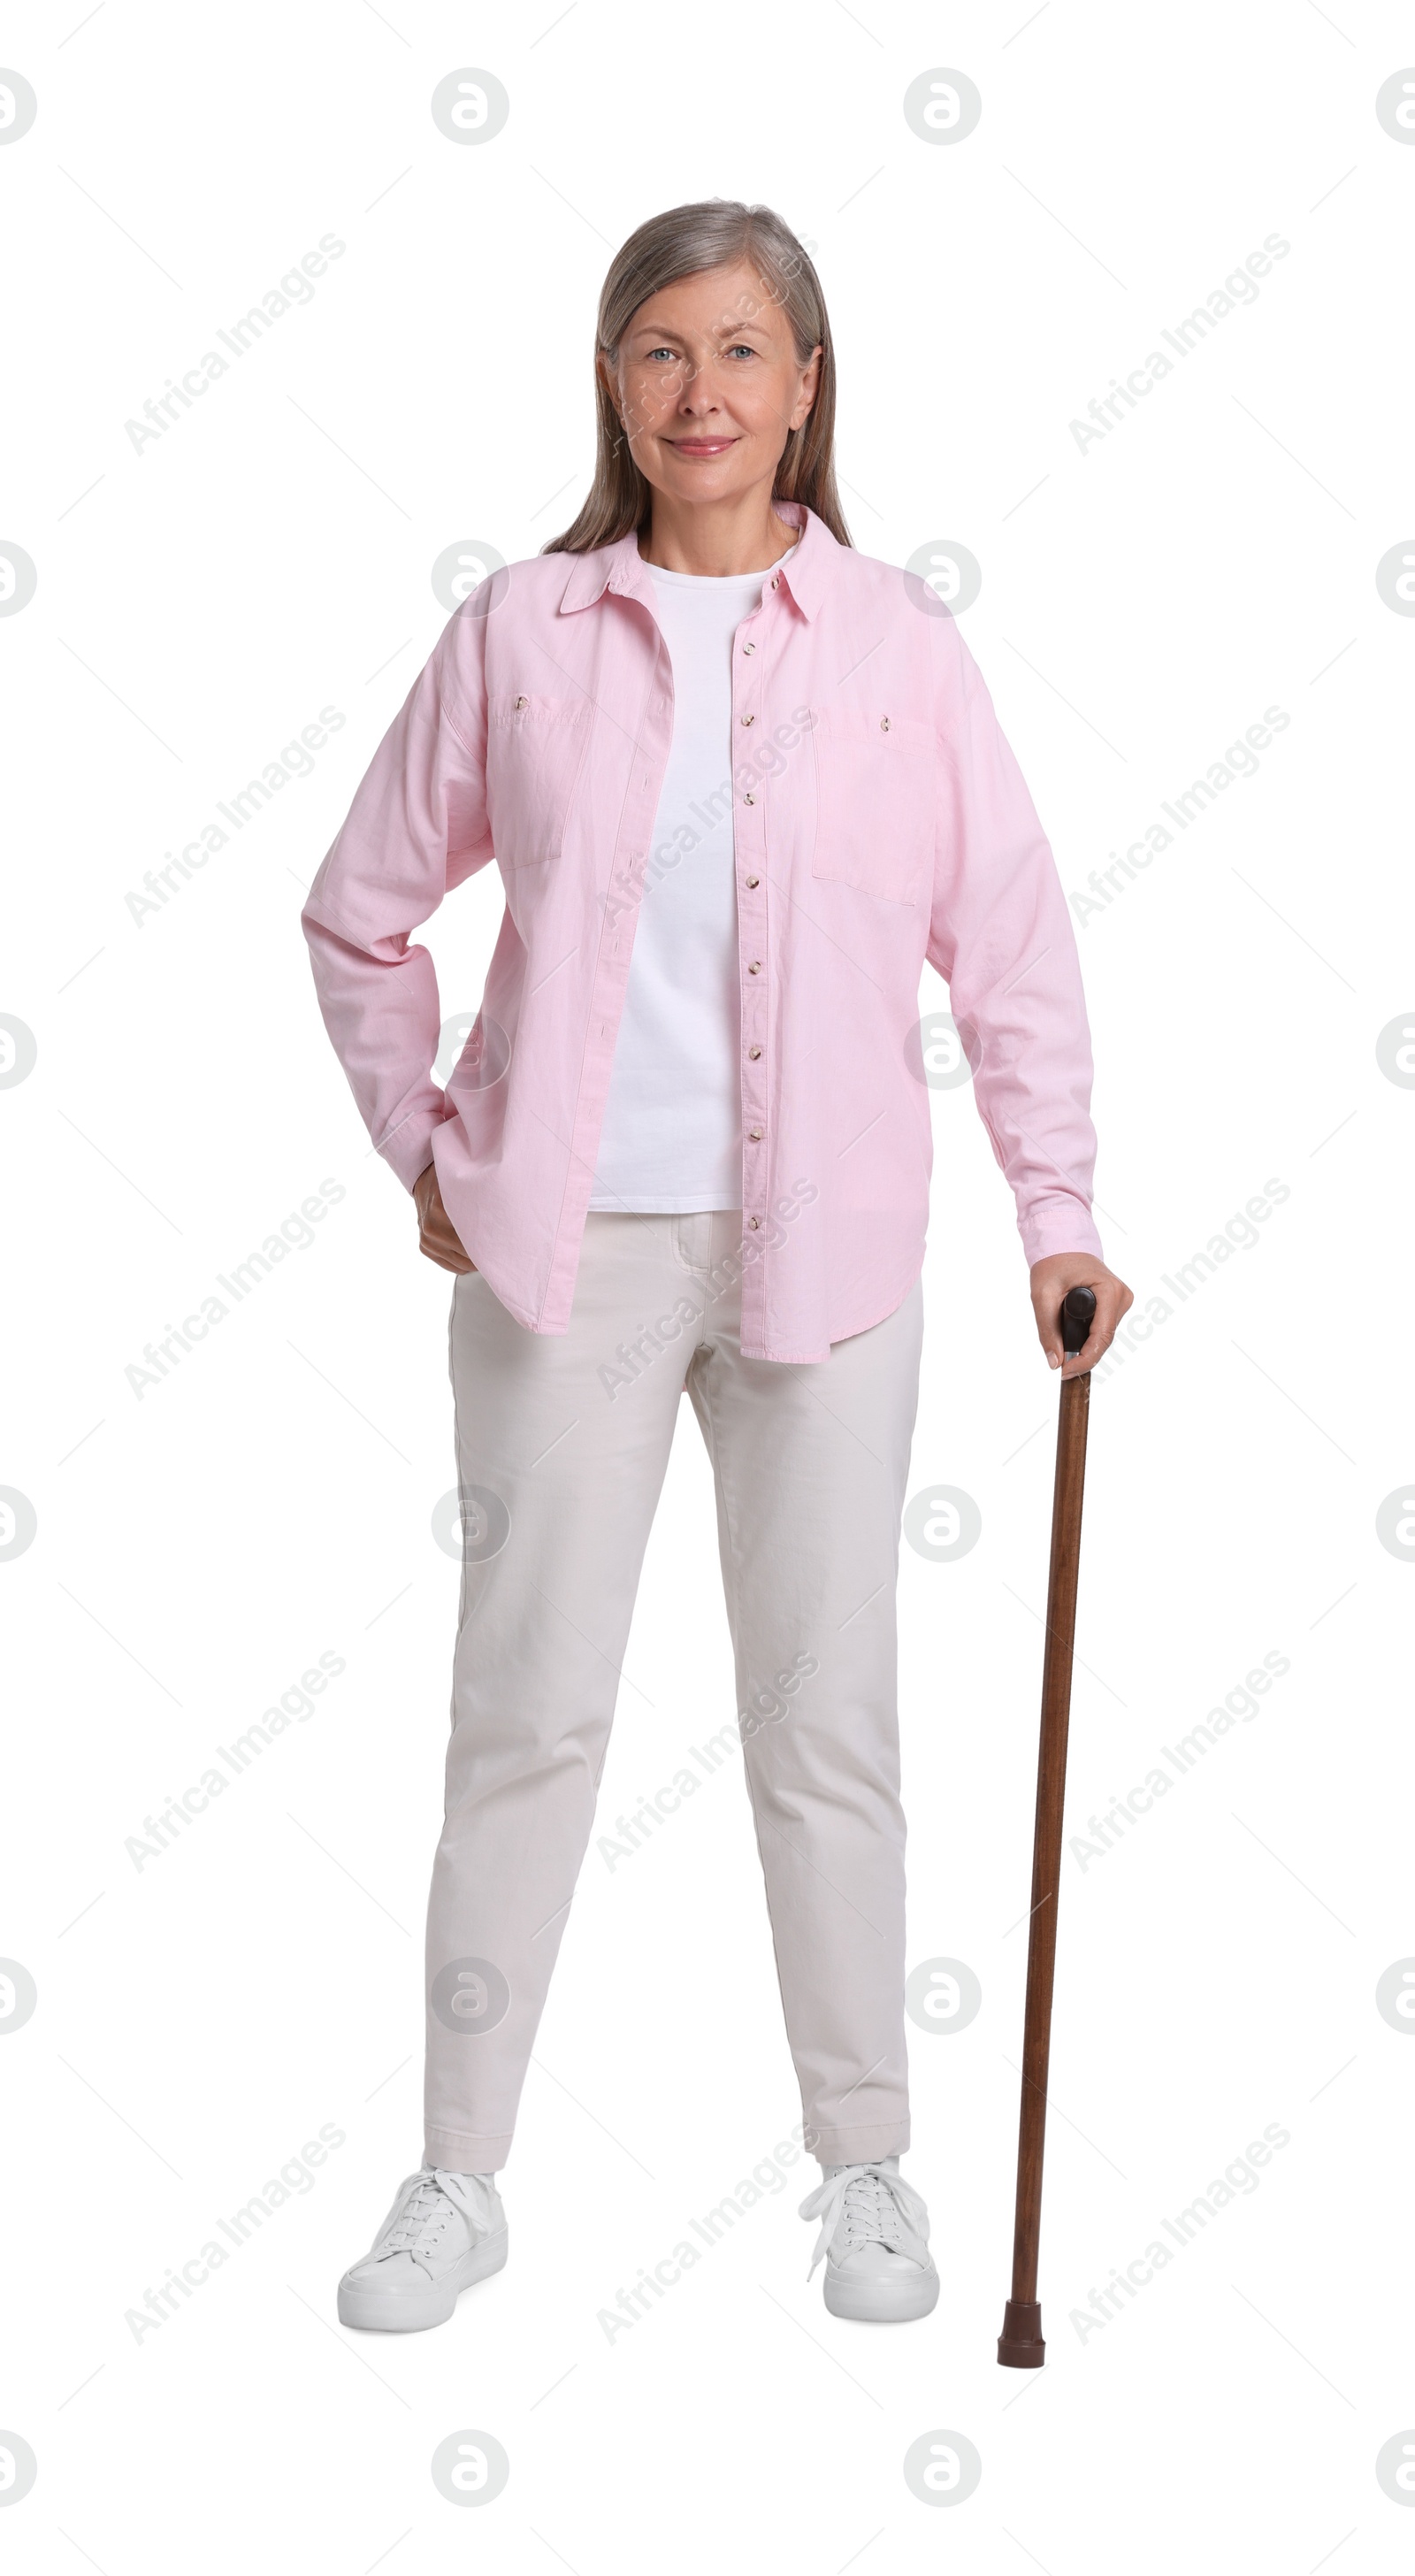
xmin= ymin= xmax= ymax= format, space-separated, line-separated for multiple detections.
xmin=302 ymin=197 xmax=1130 ymax=2335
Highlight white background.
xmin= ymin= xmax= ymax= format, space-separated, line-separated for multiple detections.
xmin=4 ymin=0 xmax=1411 ymax=2564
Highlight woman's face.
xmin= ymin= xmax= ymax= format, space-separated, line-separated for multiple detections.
xmin=604 ymin=258 xmax=821 ymax=511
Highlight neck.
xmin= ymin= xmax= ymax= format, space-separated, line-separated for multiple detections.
xmin=639 ymin=492 xmax=799 ymax=579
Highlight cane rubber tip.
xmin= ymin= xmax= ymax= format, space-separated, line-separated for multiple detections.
xmin=997 ymin=2299 xmax=1045 ymax=2368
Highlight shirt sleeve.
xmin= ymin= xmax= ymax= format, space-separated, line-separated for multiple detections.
xmin=301 ymin=601 xmax=494 ymax=1192
xmin=925 ymin=612 xmax=1105 ymax=1265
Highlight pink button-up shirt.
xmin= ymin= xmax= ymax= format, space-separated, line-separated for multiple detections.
xmin=302 ymin=501 xmax=1103 ymax=1362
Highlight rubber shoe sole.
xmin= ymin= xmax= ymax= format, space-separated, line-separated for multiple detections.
xmin=823 ymin=2259 xmax=939 ymax=2323
xmin=337 ymin=2226 xmax=509 ymax=2332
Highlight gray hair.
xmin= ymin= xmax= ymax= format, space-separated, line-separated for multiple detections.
xmin=543 ymin=198 xmax=850 ymax=555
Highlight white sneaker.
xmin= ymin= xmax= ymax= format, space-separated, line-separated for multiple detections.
xmin=337 ymin=2167 xmax=508 ymax=2332
xmin=799 ymin=2156 xmax=938 ymax=2322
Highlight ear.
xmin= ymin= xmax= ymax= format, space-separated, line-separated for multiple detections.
xmin=790 ymin=343 xmax=823 ymax=431
xmin=596 ymin=349 xmax=622 ymax=421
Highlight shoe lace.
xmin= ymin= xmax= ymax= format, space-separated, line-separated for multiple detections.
xmin=798 ymin=2161 xmax=929 ymax=2279
xmin=378 ymin=2169 xmax=496 ymax=2271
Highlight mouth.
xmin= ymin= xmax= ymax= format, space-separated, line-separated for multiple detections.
xmin=666 ymin=435 xmax=739 ymax=457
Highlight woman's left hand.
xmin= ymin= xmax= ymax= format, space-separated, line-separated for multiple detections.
xmin=1029 ymin=1253 xmax=1133 ymax=1378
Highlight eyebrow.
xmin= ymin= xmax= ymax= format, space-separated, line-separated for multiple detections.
xmin=623 ymin=326 xmax=768 ymax=352
xmin=625 ymin=318 xmax=774 ymax=343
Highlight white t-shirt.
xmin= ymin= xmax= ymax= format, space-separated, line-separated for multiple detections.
xmin=588 ymin=560 xmax=772 ymax=1213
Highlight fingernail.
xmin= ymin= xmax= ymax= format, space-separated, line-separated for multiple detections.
xmin=1048 ymin=1353 xmax=1060 ymax=1368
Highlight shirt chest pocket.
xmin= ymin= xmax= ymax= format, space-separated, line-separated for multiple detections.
xmin=486 ymin=692 xmax=593 ymax=867
xmin=809 ymin=709 xmax=937 ymax=906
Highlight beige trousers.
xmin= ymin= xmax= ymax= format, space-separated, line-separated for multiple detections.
xmin=424 ymin=1211 xmax=925 ymax=2172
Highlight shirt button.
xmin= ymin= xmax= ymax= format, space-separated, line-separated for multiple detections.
xmin=742 ymin=641 xmax=755 ymax=655
xmin=746 ymin=875 xmax=760 ymax=888
xmin=743 ymin=792 xmax=755 ymax=805
xmin=514 ymin=694 xmax=528 ymax=709
xmin=748 ymin=1215 xmax=761 ymax=1229
xmin=880 ymin=715 xmax=891 ymax=731
xmin=747 ymin=960 xmax=761 ymax=974
xmin=747 ymin=1128 xmax=762 ymax=1141
xmin=740 ymin=714 xmax=755 ymax=726
xmin=747 ymin=1045 xmax=761 ymax=1060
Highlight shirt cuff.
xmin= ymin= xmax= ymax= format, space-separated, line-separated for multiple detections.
xmin=1018 ymin=1200 xmax=1105 ymax=1267
xmin=379 ymin=1098 xmax=447 ymax=1193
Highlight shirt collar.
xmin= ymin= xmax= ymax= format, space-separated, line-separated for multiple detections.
xmin=556 ymin=500 xmax=834 ymax=621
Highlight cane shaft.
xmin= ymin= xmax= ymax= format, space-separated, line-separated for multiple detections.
xmin=1002 ymin=1367 xmax=1090 ymax=2349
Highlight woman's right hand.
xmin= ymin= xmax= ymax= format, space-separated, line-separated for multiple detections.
xmin=413 ymin=1162 xmax=476 ymax=1275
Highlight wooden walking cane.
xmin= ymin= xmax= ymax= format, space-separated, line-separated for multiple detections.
xmin=997 ymin=1282 xmax=1098 ymax=2370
